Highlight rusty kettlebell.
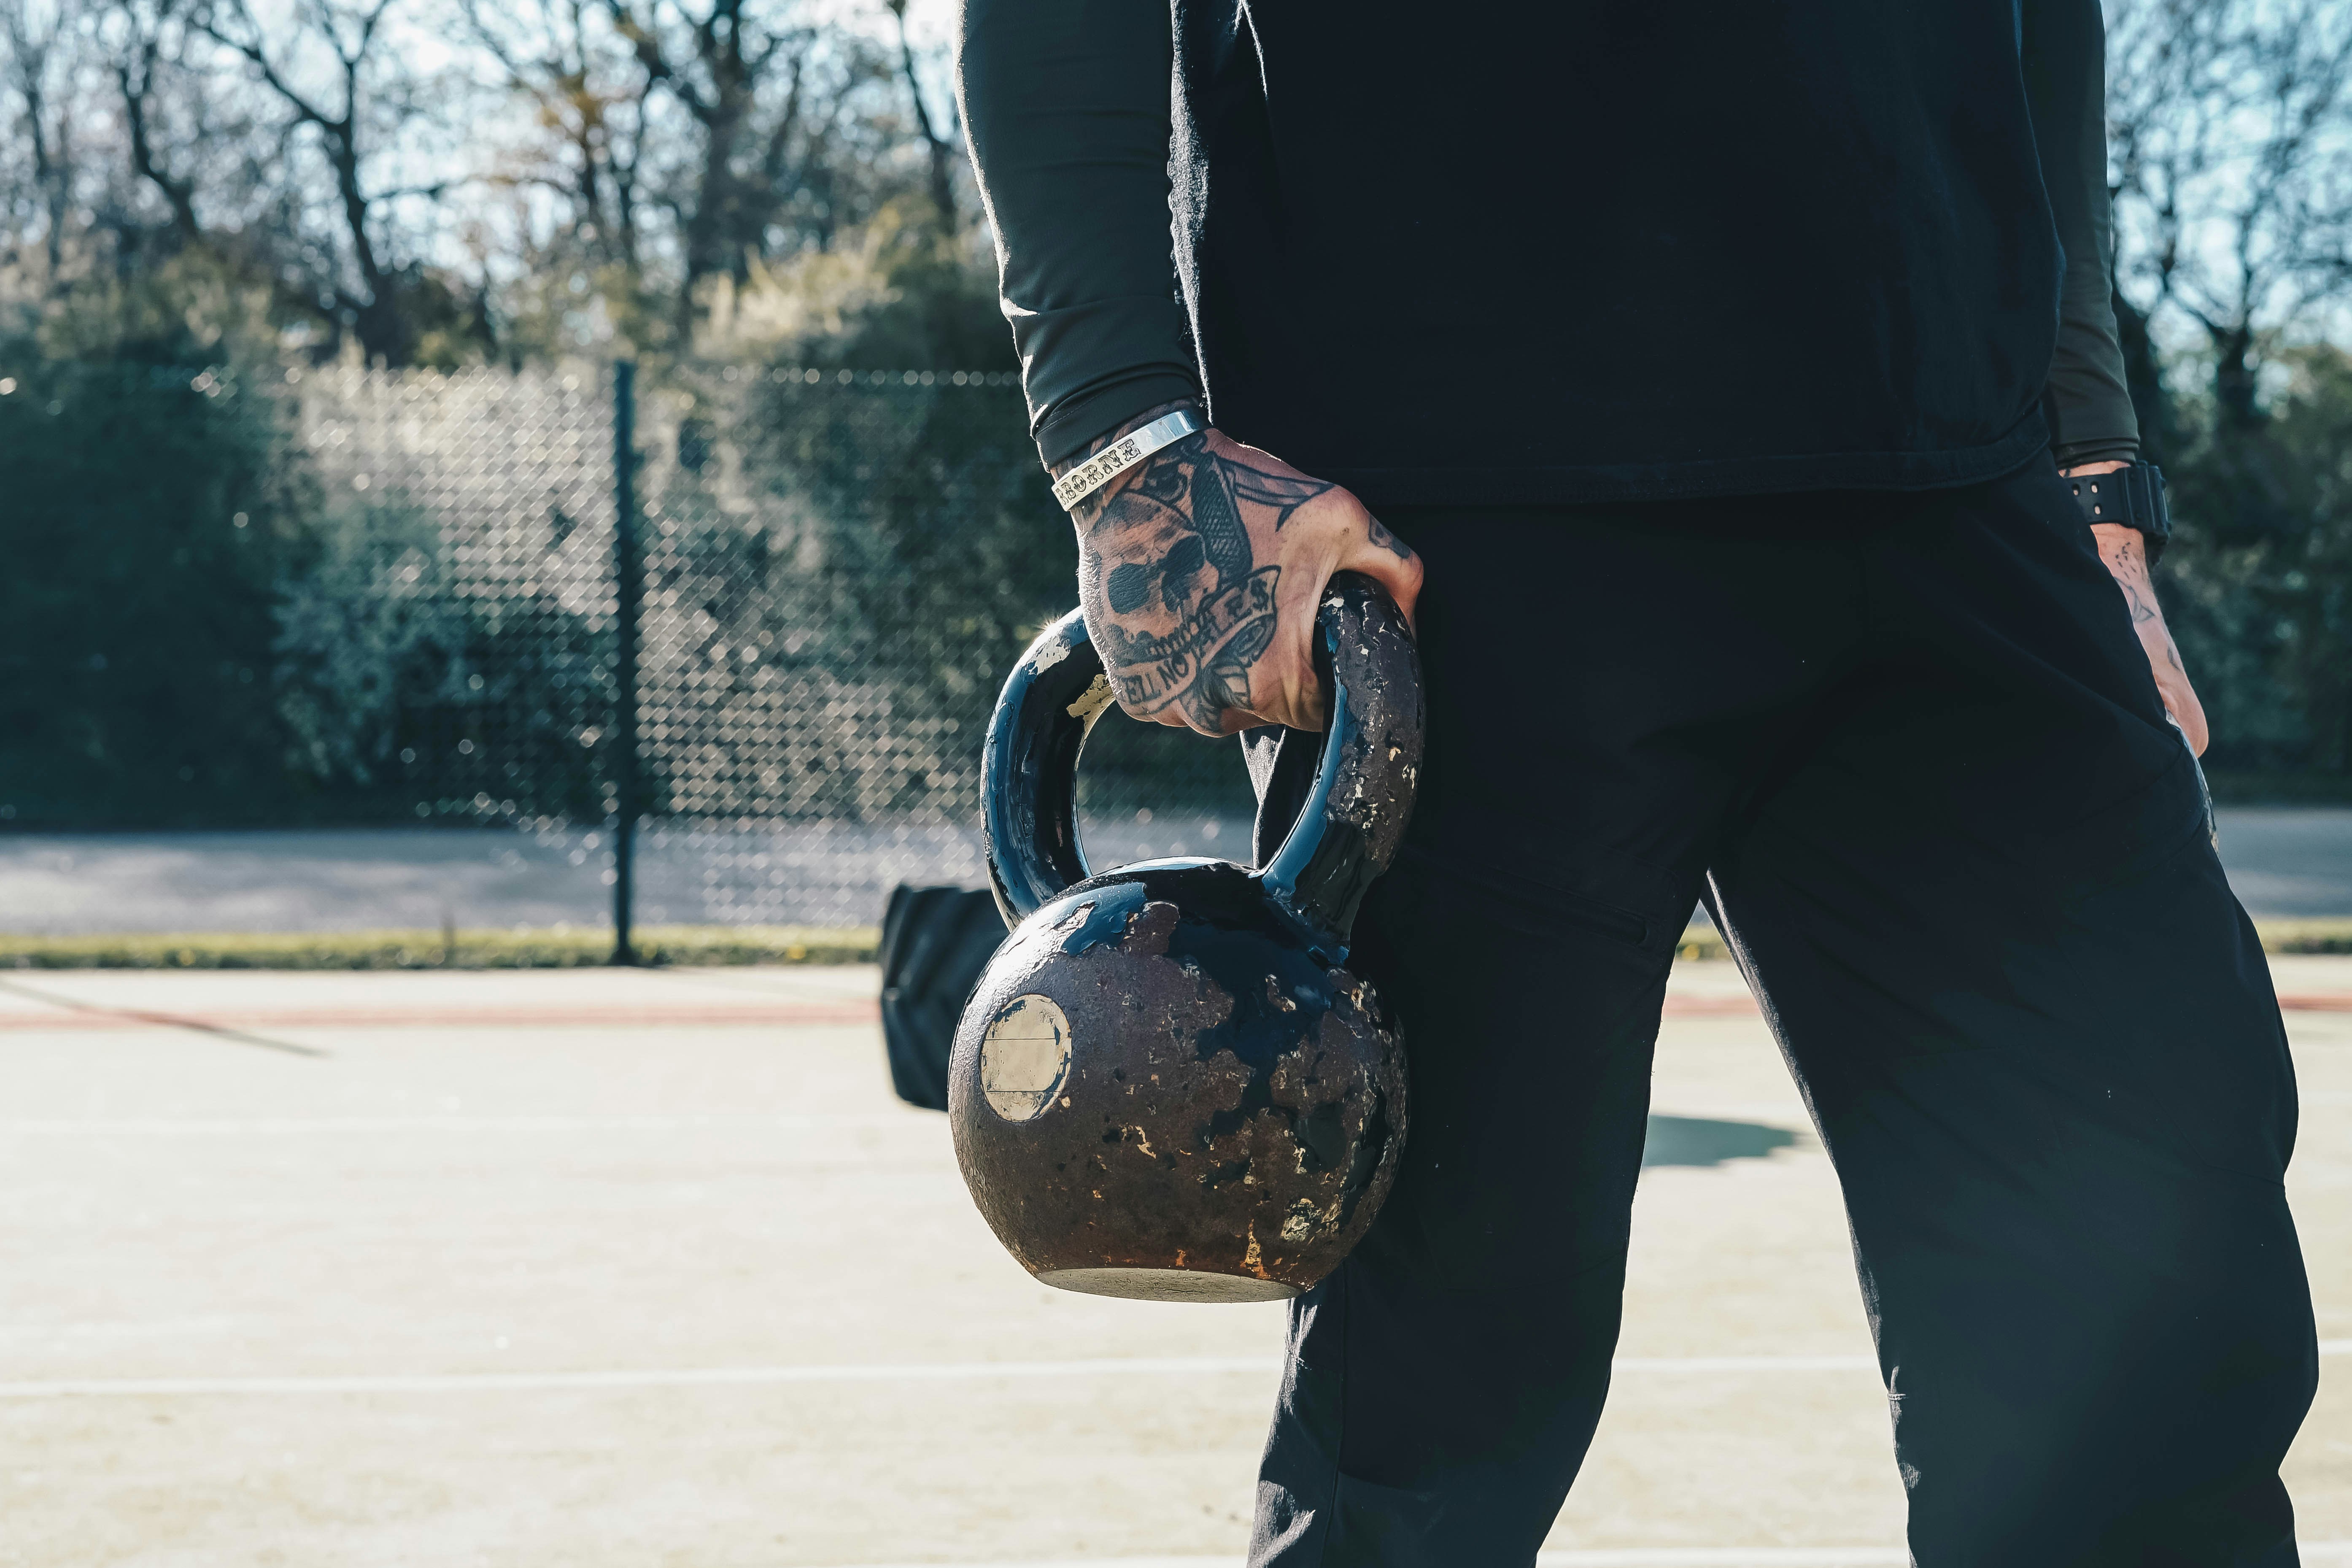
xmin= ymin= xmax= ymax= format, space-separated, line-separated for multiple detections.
xmin=949 ymin=573 xmax=1424 ymax=1302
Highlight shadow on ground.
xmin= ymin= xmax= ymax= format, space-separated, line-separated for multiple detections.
xmin=1643 ymin=1115 xmax=1799 ymax=1168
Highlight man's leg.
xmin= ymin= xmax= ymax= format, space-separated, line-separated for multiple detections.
xmin=1709 ymin=460 xmax=2318 ymax=1564
xmin=1246 ymin=502 xmax=1868 ymax=1565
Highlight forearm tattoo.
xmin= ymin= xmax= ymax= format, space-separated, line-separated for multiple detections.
xmin=2101 ymin=530 xmax=2187 ymax=672
xmin=2104 ymin=532 xmax=2159 ymax=625
xmin=1074 ymin=435 xmax=1332 ymax=729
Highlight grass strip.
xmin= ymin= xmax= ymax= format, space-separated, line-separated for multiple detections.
xmin=2257 ymin=919 xmax=2352 ymax=955
xmin=1674 ymin=931 xmax=1731 ymax=962
xmin=1675 ymin=920 xmax=2352 ymax=961
xmin=0 ymin=926 xmax=879 ymax=971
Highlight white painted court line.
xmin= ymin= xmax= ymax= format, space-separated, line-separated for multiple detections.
xmin=0 ymin=1112 xmax=927 ymax=1135
xmin=8 ymin=1343 xmax=2342 ymax=1399
xmin=785 ymin=1557 xmax=1913 ymax=1568
xmin=1532 ymin=1558 xmax=1896 ymax=1568
xmin=0 ymin=1357 xmax=1281 ymax=1398
xmin=548 ymin=1558 xmax=1899 ymax=1568
xmin=1614 ymin=1355 xmax=1873 ymax=1373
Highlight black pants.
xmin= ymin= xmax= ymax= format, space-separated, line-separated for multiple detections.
xmin=1243 ymin=459 xmax=2317 ymax=1565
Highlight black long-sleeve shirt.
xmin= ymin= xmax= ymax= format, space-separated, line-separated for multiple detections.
xmin=958 ymin=0 xmax=2139 ymax=504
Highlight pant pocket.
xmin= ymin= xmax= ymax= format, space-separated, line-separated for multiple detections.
xmin=1326 ymin=1469 xmax=1449 ymax=1565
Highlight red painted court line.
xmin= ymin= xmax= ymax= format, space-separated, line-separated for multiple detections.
xmin=1660 ymin=993 xmax=2352 ymax=1016
xmin=0 ymin=1001 xmax=883 ymax=1032
xmin=2278 ymin=993 xmax=2352 ymax=1012
xmin=1660 ymin=996 xmax=1763 ymax=1016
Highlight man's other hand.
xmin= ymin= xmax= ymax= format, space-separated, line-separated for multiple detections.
xmin=1061 ymin=413 xmax=1421 ymax=735
xmin=2066 ymin=460 xmax=2209 ymax=756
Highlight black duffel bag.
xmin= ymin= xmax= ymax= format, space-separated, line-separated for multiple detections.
xmin=877 ymin=884 xmax=1006 ymax=1112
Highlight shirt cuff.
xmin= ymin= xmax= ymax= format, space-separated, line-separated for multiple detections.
xmin=1036 ymin=370 xmax=1203 ymax=468
xmin=2054 ymin=438 xmax=2142 ymax=470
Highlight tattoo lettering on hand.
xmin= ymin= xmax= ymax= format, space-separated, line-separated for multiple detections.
xmin=1077 ymin=433 xmax=1332 ymax=729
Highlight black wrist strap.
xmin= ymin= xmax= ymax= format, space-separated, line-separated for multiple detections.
xmin=2069 ymin=464 xmax=2172 ymax=563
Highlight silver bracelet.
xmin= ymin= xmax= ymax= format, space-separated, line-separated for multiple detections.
xmin=1049 ymin=409 xmax=1203 ymax=510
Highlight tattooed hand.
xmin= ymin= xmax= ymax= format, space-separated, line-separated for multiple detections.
xmin=1057 ymin=405 xmax=1422 ymax=735
xmin=2066 ymin=460 xmax=2209 ymax=755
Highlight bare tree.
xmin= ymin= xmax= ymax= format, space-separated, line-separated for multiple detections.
xmin=3 ymin=0 xmax=974 ymax=363
xmin=2109 ymin=0 xmax=2352 ymax=430
xmin=2 ymin=0 xmax=78 ymax=282
xmin=604 ymin=0 xmax=898 ymax=341
xmin=195 ymin=0 xmax=440 ymax=363
xmin=881 ymin=0 xmax=952 ymax=231
xmin=609 ymin=0 xmax=796 ymax=336
xmin=108 ymin=0 xmax=200 ymax=244
xmin=464 ymin=0 xmax=649 ymax=275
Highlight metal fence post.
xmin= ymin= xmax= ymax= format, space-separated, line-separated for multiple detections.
xmin=611 ymin=360 xmax=642 ymax=965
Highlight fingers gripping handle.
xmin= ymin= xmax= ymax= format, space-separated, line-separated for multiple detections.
xmin=1252 ymin=575 xmax=1425 ymax=950
xmin=979 ymin=575 xmax=1426 ymax=951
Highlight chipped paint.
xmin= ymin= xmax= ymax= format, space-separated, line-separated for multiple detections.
xmin=949 ymin=873 xmax=1407 ymax=1301
xmin=949 ymin=576 xmax=1419 ymax=1304
xmin=1065 ymin=672 xmax=1117 ymax=723
xmin=1253 ymin=576 xmax=1425 ymax=947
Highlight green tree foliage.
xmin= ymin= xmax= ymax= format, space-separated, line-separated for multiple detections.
xmin=2162 ymin=346 xmax=2352 ymax=786
xmin=0 ymin=360 xmax=311 ymax=825
xmin=639 ymin=368 xmax=1249 ymax=824
xmin=628 ymin=372 xmax=1059 ymax=819
xmin=272 ymin=498 xmax=611 ymax=822
xmin=0 ymin=353 xmax=610 ymax=828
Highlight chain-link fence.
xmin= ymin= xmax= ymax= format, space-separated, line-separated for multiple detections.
xmin=267 ymin=361 xmax=1254 ymax=932
xmin=14 ymin=355 xmax=2352 ymax=944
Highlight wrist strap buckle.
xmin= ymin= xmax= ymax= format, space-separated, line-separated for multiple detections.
xmin=2069 ymin=464 xmax=2172 ymax=562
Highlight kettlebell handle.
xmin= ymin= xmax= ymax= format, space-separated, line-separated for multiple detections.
xmin=980 ymin=573 xmax=1424 ymax=957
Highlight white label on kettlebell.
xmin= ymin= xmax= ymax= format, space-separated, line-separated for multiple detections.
xmin=981 ymin=994 xmax=1073 ymax=1122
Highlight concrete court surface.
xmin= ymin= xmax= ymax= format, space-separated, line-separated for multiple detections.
xmin=0 ymin=817 xmax=1254 ymax=935
xmin=3 ymin=806 xmax=2349 ymax=934
xmin=2 ymin=960 xmax=2350 ymax=1568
